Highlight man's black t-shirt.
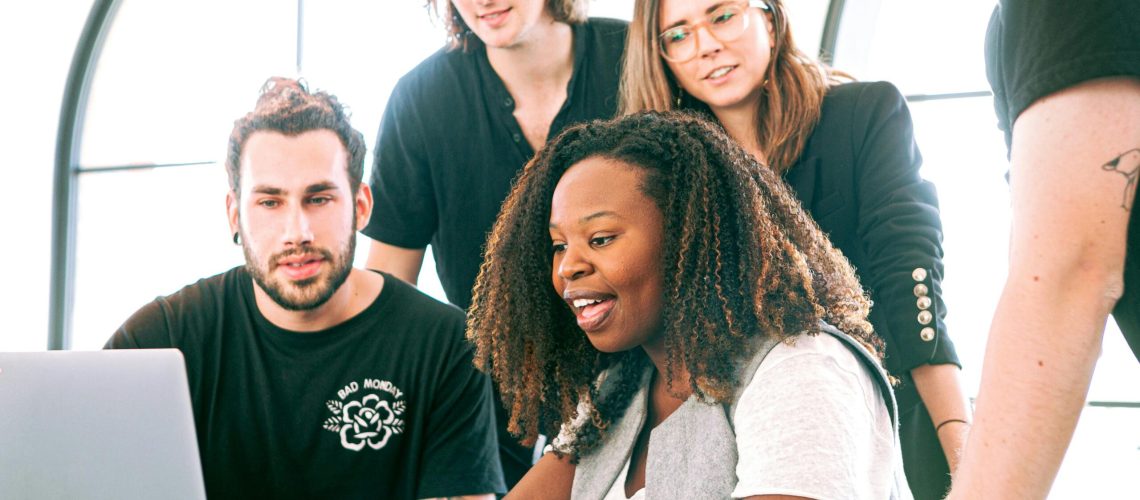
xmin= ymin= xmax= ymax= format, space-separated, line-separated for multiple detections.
xmin=106 ymin=268 xmax=505 ymax=499
xmin=986 ymin=0 xmax=1140 ymax=360
xmin=363 ymin=18 xmax=627 ymax=311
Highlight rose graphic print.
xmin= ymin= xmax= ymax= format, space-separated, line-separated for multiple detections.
xmin=323 ymin=382 xmax=407 ymax=451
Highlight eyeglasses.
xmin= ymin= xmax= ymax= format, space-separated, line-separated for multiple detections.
xmin=657 ymin=0 xmax=771 ymax=63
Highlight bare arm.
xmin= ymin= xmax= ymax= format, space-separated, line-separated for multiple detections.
xmin=948 ymin=77 xmax=1140 ymax=498
xmin=505 ymin=452 xmax=575 ymax=500
xmin=910 ymin=363 xmax=971 ymax=472
xmin=366 ymin=239 xmax=426 ymax=286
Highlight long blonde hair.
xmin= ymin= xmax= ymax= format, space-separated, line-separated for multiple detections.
xmin=619 ymin=0 xmax=847 ymax=173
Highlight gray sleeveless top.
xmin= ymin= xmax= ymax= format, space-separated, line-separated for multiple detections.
xmin=570 ymin=323 xmax=911 ymax=500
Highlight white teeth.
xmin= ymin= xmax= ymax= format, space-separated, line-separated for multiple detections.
xmin=709 ymin=66 xmax=734 ymax=79
xmin=573 ymin=298 xmax=602 ymax=308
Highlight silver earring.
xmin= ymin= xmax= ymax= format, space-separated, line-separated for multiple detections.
xmin=233 ymin=232 xmax=241 ymax=246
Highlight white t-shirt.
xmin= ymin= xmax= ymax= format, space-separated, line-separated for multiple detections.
xmin=561 ymin=332 xmax=906 ymax=500
xmin=731 ymin=332 xmax=901 ymax=500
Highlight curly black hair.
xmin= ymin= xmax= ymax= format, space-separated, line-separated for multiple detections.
xmin=467 ymin=111 xmax=879 ymax=459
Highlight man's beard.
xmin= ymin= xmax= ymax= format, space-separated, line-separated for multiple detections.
xmin=243 ymin=233 xmax=356 ymax=311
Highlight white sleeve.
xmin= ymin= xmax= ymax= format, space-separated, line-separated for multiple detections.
xmin=730 ymin=334 xmax=895 ymax=500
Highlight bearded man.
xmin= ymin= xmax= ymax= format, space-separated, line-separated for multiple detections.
xmin=106 ymin=77 xmax=504 ymax=500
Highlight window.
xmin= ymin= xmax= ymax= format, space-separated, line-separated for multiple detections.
xmin=1 ymin=0 xmax=94 ymax=351
xmin=69 ymin=0 xmax=297 ymax=349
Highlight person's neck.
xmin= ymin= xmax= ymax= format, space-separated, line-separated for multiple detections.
xmin=253 ymin=269 xmax=383 ymax=333
xmin=486 ymin=20 xmax=575 ymax=94
xmin=713 ymin=104 xmax=767 ymax=164
xmin=641 ymin=334 xmax=692 ymax=400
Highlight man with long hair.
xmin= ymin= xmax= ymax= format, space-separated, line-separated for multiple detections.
xmin=362 ymin=0 xmax=626 ymax=485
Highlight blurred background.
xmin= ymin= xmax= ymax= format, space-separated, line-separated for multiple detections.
xmin=2 ymin=1 xmax=1137 ymax=496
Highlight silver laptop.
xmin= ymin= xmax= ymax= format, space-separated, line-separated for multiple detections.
xmin=0 ymin=349 xmax=206 ymax=500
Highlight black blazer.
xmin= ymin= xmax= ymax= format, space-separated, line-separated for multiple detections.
xmin=785 ymin=81 xmax=959 ymax=374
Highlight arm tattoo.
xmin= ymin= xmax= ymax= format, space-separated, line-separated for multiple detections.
xmin=1101 ymin=148 xmax=1140 ymax=211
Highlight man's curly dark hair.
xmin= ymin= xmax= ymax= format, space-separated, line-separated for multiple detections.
xmin=226 ymin=77 xmax=366 ymax=197
xmin=466 ymin=111 xmax=880 ymax=459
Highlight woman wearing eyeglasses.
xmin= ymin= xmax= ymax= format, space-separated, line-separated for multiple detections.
xmin=619 ymin=1 xmax=970 ymax=499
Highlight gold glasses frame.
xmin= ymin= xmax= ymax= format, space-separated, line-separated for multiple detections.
xmin=657 ymin=0 xmax=772 ymax=63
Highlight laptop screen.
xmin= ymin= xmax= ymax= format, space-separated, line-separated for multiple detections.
xmin=0 ymin=349 xmax=206 ymax=500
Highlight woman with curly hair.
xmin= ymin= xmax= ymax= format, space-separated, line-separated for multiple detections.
xmin=467 ymin=111 xmax=911 ymax=499
xmin=620 ymin=1 xmax=971 ymax=496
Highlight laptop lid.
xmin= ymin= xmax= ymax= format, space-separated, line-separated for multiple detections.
xmin=0 ymin=349 xmax=206 ymax=500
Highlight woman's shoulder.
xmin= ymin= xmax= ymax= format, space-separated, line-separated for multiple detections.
xmin=736 ymin=330 xmax=892 ymax=439
xmin=826 ymin=80 xmax=905 ymax=103
xmin=759 ymin=331 xmax=860 ymax=368
xmin=731 ymin=333 xmax=900 ymax=500
xmin=749 ymin=330 xmax=881 ymax=396
xmin=816 ymin=81 xmax=911 ymax=138
xmin=727 ymin=329 xmax=874 ymax=402
xmin=820 ymin=81 xmax=907 ymax=122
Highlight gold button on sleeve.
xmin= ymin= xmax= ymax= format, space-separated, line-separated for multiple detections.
xmin=917 ymin=310 xmax=933 ymax=325
xmin=920 ymin=327 xmax=935 ymax=342
xmin=913 ymin=283 xmax=929 ymax=297
xmin=912 ymin=267 xmax=928 ymax=281
xmin=917 ymin=296 xmax=932 ymax=310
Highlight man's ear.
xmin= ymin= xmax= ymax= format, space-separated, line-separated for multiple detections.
xmin=354 ymin=184 xmax=373 ymax=231
xmin=226 ymin=191 xmax=240 ymax=236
